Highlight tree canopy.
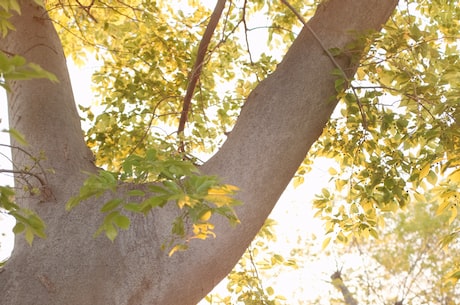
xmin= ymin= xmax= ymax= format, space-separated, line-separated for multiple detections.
xmin=1 ymin=0 xmax=460 ymax=304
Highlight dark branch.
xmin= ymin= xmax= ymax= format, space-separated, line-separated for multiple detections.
xmin=331 ymin=270 xmax=359 ymax=305
xmin=177 ymin=0 xmax=227 ymax=153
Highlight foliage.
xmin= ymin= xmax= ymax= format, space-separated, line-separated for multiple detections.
xmin=0 ymin=0 xmax=56 ymax=89
xmin=0 ymin=185 xmax=45 ymax=245
xmin=301 ymin=1 xmax=460 ymax=263
xmin=303 ymin=199 xmax=460 ymax=305
xmin=41 ymin=0 xmax=308 ymax=248
xmin=203 ymin=219 xmax=298 ymax=305
xmin=47 ymin=0 xmax=315 ymax=171
xmin=66 ymin=148 xmax=241 ymax=254
xmin=0 ymin=52 xmax=57 ymax=90
xmin=0 ymin=129 xmax=49 ymax=245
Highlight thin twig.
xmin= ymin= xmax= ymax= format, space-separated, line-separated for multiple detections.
xmin=351 ymin=86 xmax=368 ymax=129
xmin=0 ymin=143 xmax=49 ymax=185
xmin=75 ymin=0 xmax=97 ymax=22
xmin=247 ymin=246 xmax=268 ymax=304
xmin=118 ymin=95 xmax=181 ymax=172
xmin=177 ymin=0 xmax=227 ymax=153
xmin=0 ymin=169 xmax=46 ymax=187
xmin=242 ymin=0 xmax=255 ymax=66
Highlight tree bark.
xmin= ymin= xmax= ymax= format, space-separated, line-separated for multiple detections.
xmin=0 ymin=1 xmax=398 ymax=304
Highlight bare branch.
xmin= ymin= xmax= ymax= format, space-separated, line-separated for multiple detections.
xmin=177 ymin=0 xmax=227 ymax=153
xmin=331 ymin=270 xmax=359 ymax=305
xmin=0 ymin=169 xmax=46 ymax=187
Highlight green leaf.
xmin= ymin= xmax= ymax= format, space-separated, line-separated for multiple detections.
xmin=4 ymin=128 xmax=28 ymax=146
xmin=65 ymin=196 xmax=81 ymax=211
xmin=123 ymin=203 xmax=140 ymax=212
xmin=104 ymin=223 xmax=118 ymax=242
xmin=114 ymin=214 xmax=130 ymax=230
xmin=127 ymin=189 xmax=145 ymax=197
xmin=12 ymin=222 xmax=25 ymax=234
xmin=100 ymin=198 xmax=123 ymax=212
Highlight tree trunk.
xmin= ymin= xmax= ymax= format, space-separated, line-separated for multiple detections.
xmin=0 ymin=1 xmax=398 ymax=304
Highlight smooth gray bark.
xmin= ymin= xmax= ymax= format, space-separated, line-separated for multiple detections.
xmin=0 ymin=1 xmax=398 ymax=304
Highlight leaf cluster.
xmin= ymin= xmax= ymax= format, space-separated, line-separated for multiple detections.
xmin=0 ymin=53 xmax=57 ymax=90
xmin=0 ymin=130 xmax=49 ymax=245
xmin=66 ymin=149 xmax=241 ymax=255
xmin=204 ymin=219 xmax=298 ymax=305
xmin=0 ymin=186 xmax=45 ymax=245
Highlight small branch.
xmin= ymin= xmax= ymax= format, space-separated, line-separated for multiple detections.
xmin=331 ymin=270 xmax=359 ymax=305
xmin=351 ymin=86 xmax=368 ymax=129
xmin=0 ymin=49 xmax=15 ymax=56
xmin=119 ymin=95 xmax=181 ymax=171
xmin=247 ymin=246 xmax=268 ymax=303
xmin=177 ymin=0 xmax=227 ymax=153
xmin=0 ymin=144 xmax=50 ymax=185
xmin=75 ymin=0 xmax=98 ymax=23
xmin=0 ymin=169 xmax=46 ymax=187
xmin=241 ymin=0 xmax=255 ymax=66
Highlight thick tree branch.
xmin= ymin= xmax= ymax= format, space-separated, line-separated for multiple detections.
xmin=178 ymin=0 xmax=226 ymax=152
xmin=2 ymin=1 xmax=97 ymax=193
xmin=281 ymin=0 xmax=369 ymax=129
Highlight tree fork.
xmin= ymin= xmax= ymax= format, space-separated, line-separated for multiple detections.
xmin=1 ymin=1 xmax=398 ymax=305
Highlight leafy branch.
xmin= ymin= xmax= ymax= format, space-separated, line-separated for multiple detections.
xmin=66 ymin=149 xmax=241 ymax=255
xmin=0 ymin=132 xmax=51 ymax=244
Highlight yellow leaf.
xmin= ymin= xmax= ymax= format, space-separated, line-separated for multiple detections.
xmin=200 ymin=210 xmax=212 ymax=221
xmin=266 ymin=286 xmax=274 ymax=296
xmin=360 ymin=228 xmax=369 ymax=238
xmin=322 ymin=237 xmax=331 ymax=250
xmin=381 ymin=201 xmax=399 ymax=212
xmin=293 ymin=176 xmax=304 ymax=188
xmin=168 ymin=244 xmax=188 ymax=257
xmin=426 ymin=170 xmax=438 ymax=185
xmin=361 ymin=198 xmax=374 ymax=214
xmin=328 ymin=167 xmax=338 ymax=175
xmin=448 ymin=169 xmax=460 ymax=183
xmin=207 ymin=184 xmax=239 ymax=195
xmin=413 ymin=192 xmax=425 ymax=203
xmin=419 ymin=163 xmax=431 ymax=180
xmin=205 ymin=185 xmax=239 ymax=207
xmin=356 ymin=67 xmax=366 ymax=80
xmin=177 ymin=195 xmax=195 ymax=209
xmin=437 ymin=199 xmax=452 ymax=215
xmin=335 ymin=179 xmax=347 ymax=192
xmin=449 ymin=205 xmax=457 ymax=225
